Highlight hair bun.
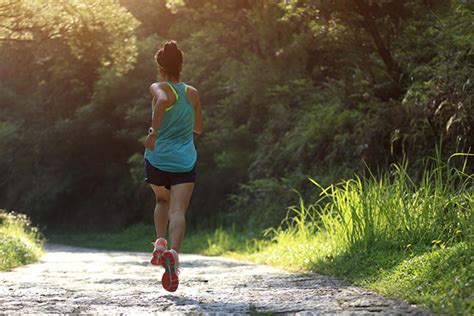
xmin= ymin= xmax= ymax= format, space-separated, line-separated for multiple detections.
xmin=155 ymin=40 xmax=183 ymax=79
xmin=164 ymin=41 xmax=178 ymax=54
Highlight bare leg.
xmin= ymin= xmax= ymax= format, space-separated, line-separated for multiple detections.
xmin=168 ymin=182 xmax=194 ymax=252
xmin=150 ymin=184 xmax=170 ymax=238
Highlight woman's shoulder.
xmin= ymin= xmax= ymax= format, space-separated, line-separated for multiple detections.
xmin=184 ymin=84 xmax=200 ymax=108
xmin=149 ymin=82 xmax=178 ymax=104
xmin=149 ymin=81 xmax=174 ymax=96
xmin=149 ymin=81 xmax=173 ymax=90
xmin=184 ymin=84 xmax=199 ymax=96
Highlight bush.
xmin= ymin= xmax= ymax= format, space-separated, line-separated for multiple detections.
xmin=0 ymin=210 xmax=43 ymax=271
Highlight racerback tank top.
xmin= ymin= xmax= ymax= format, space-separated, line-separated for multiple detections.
xmin=144 ymin=82 xmax=196 ymax=172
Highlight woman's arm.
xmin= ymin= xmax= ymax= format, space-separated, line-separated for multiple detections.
xmin=144 ymin=83 xmax=174 ymax=150
xmin=149 ymin=83 xmax=174 ymax=131
xmin=193 ymin=94 xmax=203 ymax=135
xmin=185 ymin=85 xmax=203 ymax=135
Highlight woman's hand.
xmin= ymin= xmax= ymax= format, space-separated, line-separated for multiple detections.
xmin=144 ymin=134 xmax=156 ymax=150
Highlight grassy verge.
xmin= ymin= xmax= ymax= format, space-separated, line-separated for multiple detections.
xmin=48 ymin=224 xmax=254 ymax=255
xmin=0 ymin=210 xmax=43 ymax=271
xmin=245 ymin=232 xmax=472 ymax=315
xmin=46 ymin=155 xmax=473 ymax=315
xmin=246 ymin=155 xmax=473 ymax=314
xmin=252 ymin=155 xmax=473 ymax=314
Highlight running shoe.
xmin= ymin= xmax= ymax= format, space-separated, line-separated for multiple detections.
xmin=150 ymin=237 xmax=167 ymax=266
xmin=162 ymin=249 xmax=180 ymax=292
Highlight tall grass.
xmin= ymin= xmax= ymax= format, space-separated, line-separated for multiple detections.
xmin=276 ymin=154 xmax=473 ymax=253
xmin=252 ymin=154 xmax=473 ymax=314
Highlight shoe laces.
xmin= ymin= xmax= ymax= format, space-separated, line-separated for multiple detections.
xmin=152 ymin=238 xmax=167 ymax=252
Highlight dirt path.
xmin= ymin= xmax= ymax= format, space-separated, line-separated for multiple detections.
xmin=0 ymin=244 xmax=429 ymax=314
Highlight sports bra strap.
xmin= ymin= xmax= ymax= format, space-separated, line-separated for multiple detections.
xmin=165 ymin=82 xmax=179 ymax=101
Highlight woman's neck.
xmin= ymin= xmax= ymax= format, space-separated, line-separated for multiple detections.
xmin=163 ymin=75 xmax=180 ymax=83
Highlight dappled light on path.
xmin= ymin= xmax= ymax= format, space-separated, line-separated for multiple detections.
xmin=0 ymin=244 xmax=429 ymax=314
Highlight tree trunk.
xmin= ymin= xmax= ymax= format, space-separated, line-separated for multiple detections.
xmin=353 ymin=0 xmax=405 ymax=86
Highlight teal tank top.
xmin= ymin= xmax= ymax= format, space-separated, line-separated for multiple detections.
xmin=144 ymin=82 xmax=197 ymax=172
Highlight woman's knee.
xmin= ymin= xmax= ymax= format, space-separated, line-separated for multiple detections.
xmin=168 ymin=207 xmax=186 ymax=218
xmin=155 ymin=196 xmax=170 ymax=206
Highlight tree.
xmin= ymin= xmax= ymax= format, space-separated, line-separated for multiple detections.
xmin=0 ymin=0 xmax=139 ymax=74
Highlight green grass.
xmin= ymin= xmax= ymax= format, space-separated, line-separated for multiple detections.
xmin=0 ymin=210 xmax=43 ymax=271
xmin=244 ymin=231 xmax=473 ymax=315
xmin=48 ymin=224 xmax=254 ymax=255
xmin=48 ymin=223 xmax=155 ymax=252
xmin=368 ymin=243 xmax=473 ymax=314
xmin=245 ymin=154 xmax=473 ymax=314
xmin=46 ymin=155 xmax=473 ymax=315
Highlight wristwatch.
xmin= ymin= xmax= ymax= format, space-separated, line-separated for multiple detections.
xmin=148 ymin=127 xmax=157 ymax=136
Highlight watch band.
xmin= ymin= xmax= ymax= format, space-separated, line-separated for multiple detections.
xmin=148 ymin=127 xmax=157 ymax=136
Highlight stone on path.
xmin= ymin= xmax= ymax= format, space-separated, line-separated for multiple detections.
xmin=0 ymin=244 xmax=430 ymax=314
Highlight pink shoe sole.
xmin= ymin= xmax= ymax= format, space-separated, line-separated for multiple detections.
xmin=161 ymin=251 xmax=179 ymax=292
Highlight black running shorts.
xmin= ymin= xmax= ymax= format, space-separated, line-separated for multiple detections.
xmin=144 ymin=159 xmax=196 ymax=190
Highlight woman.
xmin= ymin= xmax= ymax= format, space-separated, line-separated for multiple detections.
xmin=144 ymin=41 xmax=203 ymax=292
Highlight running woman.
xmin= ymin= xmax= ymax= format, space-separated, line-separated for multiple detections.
xmin=144 ymin=41 xmax=203 ymax=292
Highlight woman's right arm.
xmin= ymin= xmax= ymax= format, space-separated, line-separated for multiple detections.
xmin=144 ymin=83 xmax=174 ymax=150
xmin=149 ymin=83 xmax=174 ymax=132
xmin=186 ymin=86 xmax=203 ymax=135
xmin=193 ymin=94 xmax=203 ymax=135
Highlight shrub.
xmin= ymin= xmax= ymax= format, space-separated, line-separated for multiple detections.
xmin=0 ymin=210 xmax=43 ymax=271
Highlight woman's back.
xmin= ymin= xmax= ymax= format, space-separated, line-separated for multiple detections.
xmin=145 ymin=81 xmax=196 ymax=172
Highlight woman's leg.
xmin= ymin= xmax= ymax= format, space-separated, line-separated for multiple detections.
xmin=150 ymin=184 xmax=171 ymax=238
xmin=168 ymin=182 xmax=194 ymax=252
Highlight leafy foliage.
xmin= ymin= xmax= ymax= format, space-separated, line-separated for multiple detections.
xmin=0 ymin=0 xmax=472 ymax=231
xmin=0 ymin=0 xmax=139 ymax=74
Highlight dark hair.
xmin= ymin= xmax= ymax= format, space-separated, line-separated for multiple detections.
xmin=155 ymin=41 xmax=183 ymax=80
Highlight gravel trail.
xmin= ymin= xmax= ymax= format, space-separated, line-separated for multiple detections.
xmin=0 ymin=244 xmax=430 ymax=314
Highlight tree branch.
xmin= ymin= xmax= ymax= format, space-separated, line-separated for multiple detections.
xmin=353 ymin=0 xmax=405 ymax=85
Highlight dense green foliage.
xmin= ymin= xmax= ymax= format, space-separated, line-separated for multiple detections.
xmin=0 ymin=210 xmax=43 ymax=271
xmin=1 ymin=1 xmax=473 ymax=231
